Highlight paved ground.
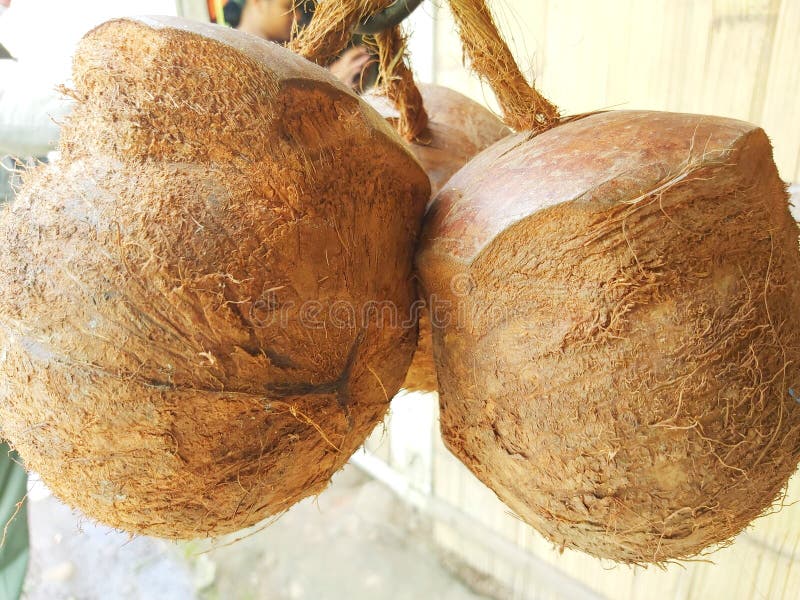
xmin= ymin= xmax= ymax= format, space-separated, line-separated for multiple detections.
xmin=22 ymin=465 xmax=491 ymax=600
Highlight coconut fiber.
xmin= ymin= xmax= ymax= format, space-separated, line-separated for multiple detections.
xmin=0 ymin=16 xmax=430 ymax=538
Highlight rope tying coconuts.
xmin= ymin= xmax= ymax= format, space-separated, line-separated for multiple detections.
xmin=288 ymin=0 xmax=388 ymax=65
xmin=447 ymin=0 xmax=559 ymax=131
xmin=372 ymin=25 xmax=429 ymax=142
xmin=290 ymin=0 xmax=429 ymax=141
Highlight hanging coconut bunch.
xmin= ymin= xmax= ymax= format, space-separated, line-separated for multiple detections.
xmin=0 ymin=14 xmax=430 ymax=538
xmin=417 ymin=0 xmax=800 ymax=563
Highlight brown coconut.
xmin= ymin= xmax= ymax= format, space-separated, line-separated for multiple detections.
xmin=417 ymin=110 xmax=800 ymax=563
xmin=0 ymin=16 xmax=430 ymax=539
xmin=366 ymin=84 xmax=509 ymax=394
xmin=366 ymin=84 xmax=509 ymax=196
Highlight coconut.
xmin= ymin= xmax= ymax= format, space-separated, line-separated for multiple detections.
xmin=417 ymin=110 xmax=800 ymax=563
xmin=366 ymin=84 xmax=509 ymax=394
xmin=0 ymin=16 xmax=429 ymax=539
xmin=366 ymin=84 xmax=509 ymax=196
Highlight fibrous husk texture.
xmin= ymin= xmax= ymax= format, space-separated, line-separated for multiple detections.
xmin=0 ymin=16 xmax=429 ymax=539
xmin=446 ymin=0 xmax=559 ymax=132
xmin=373 ymin=26 xmax=428 ymax=143
xmin=366 ymin=84 xmax=509 ymax=394
xmin=417 ymin=110 xmax=800 ymax=563
xmin=288 ymin=0 xmax=388 ymax=66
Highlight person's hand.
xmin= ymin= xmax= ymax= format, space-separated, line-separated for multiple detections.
xmin=329 ymin=46 xmax=371 ymax=89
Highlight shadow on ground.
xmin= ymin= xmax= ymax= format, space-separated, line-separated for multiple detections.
xmin=23 ymin=462 xmax=492 ymax=600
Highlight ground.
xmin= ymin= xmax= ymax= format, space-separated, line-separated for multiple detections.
xmin=22 ymin=463 xmax=492 ymax=600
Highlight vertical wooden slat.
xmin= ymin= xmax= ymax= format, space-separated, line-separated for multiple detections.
xmin=760 ymin=0 xmax=800 ymax=181
xmin=693 ymin=0 xmax=779 ymax=120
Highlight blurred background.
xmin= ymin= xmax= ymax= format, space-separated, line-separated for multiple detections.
xmin=3 ymin=1 xmax=800 ymax=599
xmin=425 ymin=0 xmax=800 ymax=183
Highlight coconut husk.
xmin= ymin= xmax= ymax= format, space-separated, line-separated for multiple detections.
xmin=366 ymin=83 xmax=509 ymax=394
xmin=418 ymin=109 xmax=800 ymax=563
xmin=0 ymin=16 xmax=429 ymax=539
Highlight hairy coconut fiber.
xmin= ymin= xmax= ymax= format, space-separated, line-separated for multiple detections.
xmin=371 ymin=25 xmax=429 ymax=143
xmin=417 ymin=110 xmax=800 ymax=563
xmin=0 ymin=16 xmax=430 ymax=539
xmin=367 ymin=84 xmax=509 ymax=394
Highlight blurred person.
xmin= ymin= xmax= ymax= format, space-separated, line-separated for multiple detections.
xmin=223 ymin=0 xmax=372 ymax=89
xmin=225 ymin=0 xmax=301 ymax=43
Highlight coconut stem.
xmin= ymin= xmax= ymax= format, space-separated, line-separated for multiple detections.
xmin=447 ymin=0 xmax=559 ymax=132
xmin=288 ymin=0 xmax=391 ymax=66
xmin=289 ymin=1 xmax=428 ymax=142
xmin=374 ymin=26 xmax=430 ymax=142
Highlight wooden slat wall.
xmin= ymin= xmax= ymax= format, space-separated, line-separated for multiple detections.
xmin=363 ymin=3 xmax=800 ymax=599
xmin=431 ymin=0 xmax=800 ymax=182
xmin=760 ymin=0 xmax=800 ymax=181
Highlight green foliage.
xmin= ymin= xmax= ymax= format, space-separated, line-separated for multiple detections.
xmin=0 ymin=443 xmax=28 ymax=600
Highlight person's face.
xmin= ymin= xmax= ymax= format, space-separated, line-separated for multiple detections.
xmin=254 ymin=0 xmax=301 ymax=44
